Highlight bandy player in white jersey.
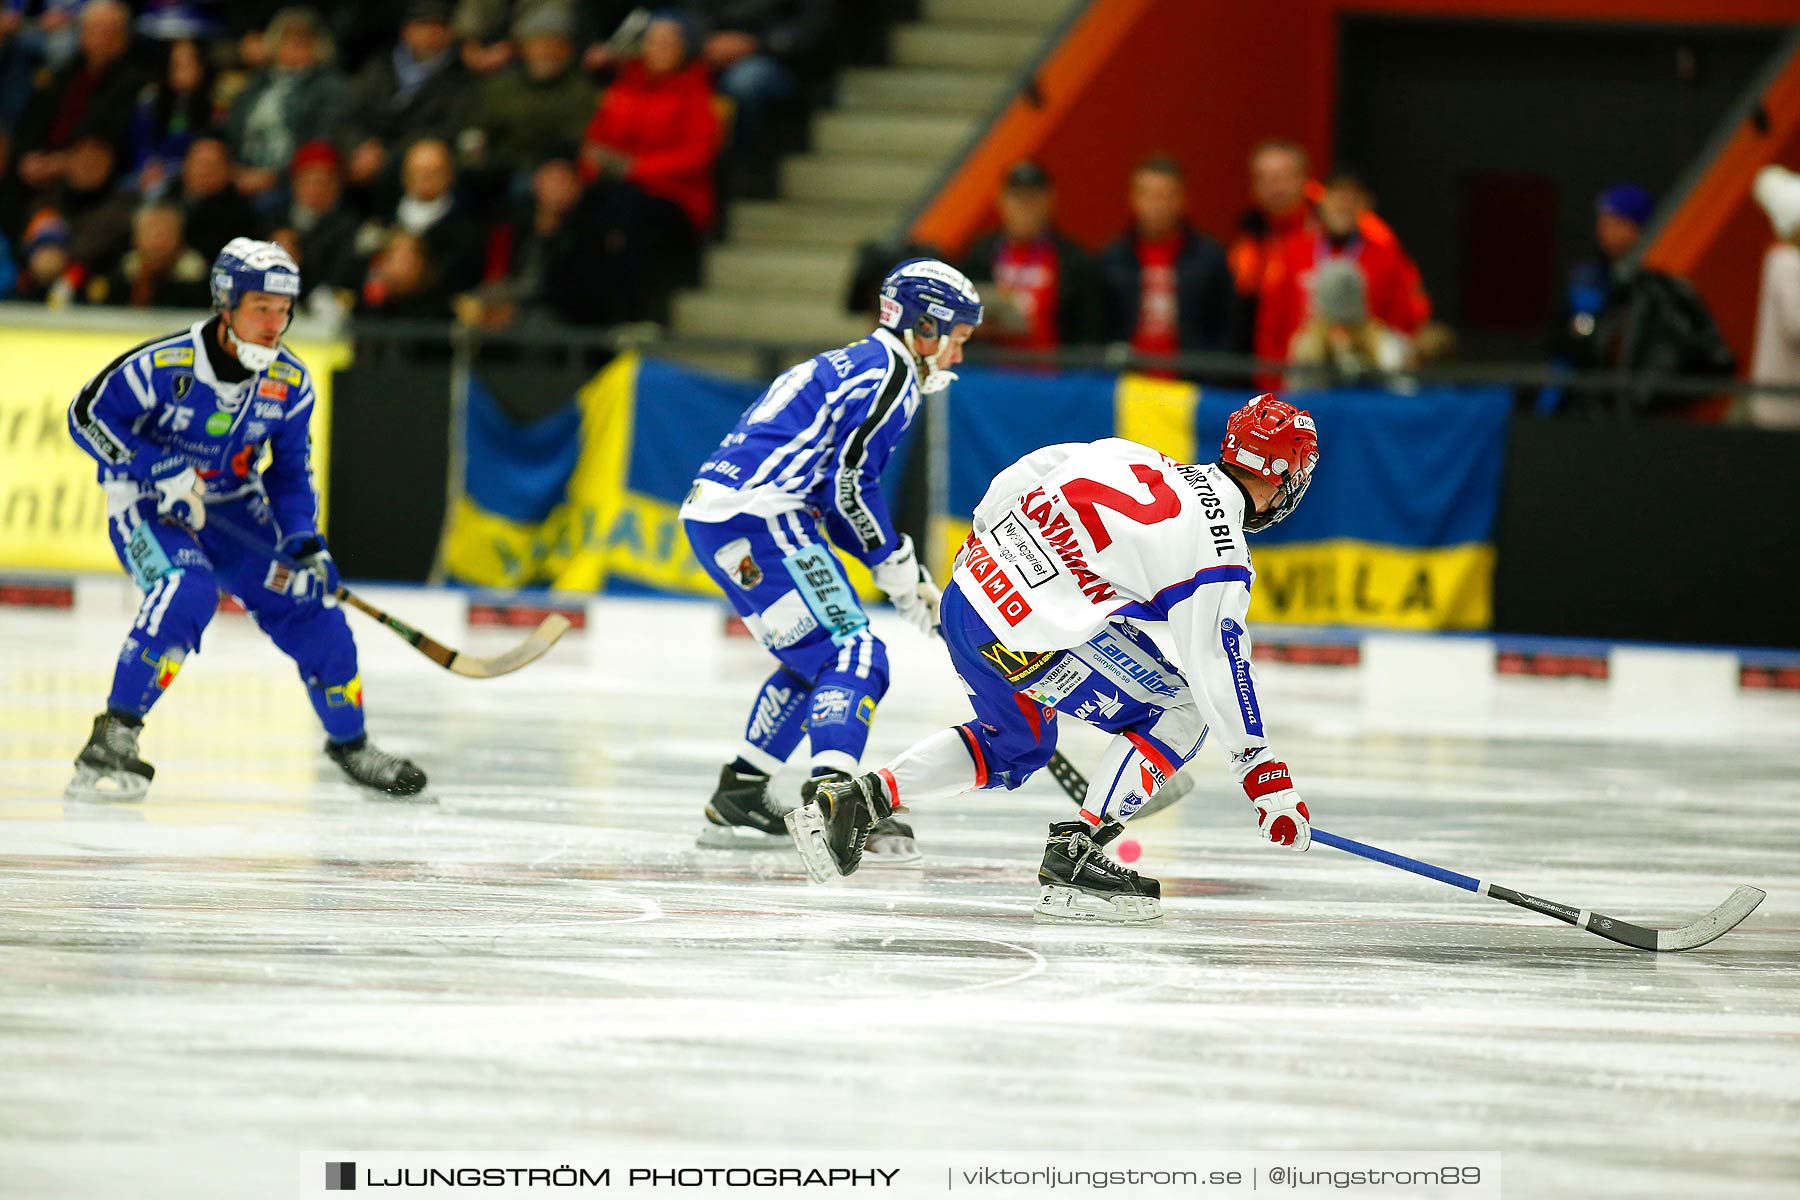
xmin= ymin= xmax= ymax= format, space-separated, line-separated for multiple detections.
xmin=788 ymin=394 xmax=1321 ymax=921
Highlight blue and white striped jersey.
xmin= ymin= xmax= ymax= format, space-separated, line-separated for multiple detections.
xmin=67 ymin=317 xmax=323 ymax=542
xmin=680 ymin=327 xmax=920 ymax=566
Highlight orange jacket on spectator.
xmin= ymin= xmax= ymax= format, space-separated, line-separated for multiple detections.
xmin=580 ymin=61 xmax=720 ymax=234
xmin=1254 ymin=215 xmax=1430 ymax=372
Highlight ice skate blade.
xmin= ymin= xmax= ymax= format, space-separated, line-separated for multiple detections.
xmin=1034 ymin=884 xmax=1162 ymax=924
xmin=64 ymin=766 xmax=149 ymax=803
xmin=696 ymin=821 xmax=792 ymax=850
xmin=785 ymin=802 xmax=837 ymax=884
xmin=862 ymin=834 xmax=922 ymax=867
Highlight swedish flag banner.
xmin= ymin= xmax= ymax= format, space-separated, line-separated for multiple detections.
xmin=936 ymin=369 xmax=1512 ymax=631
xmin=439 ymin=353 xmax=1509 ymax=629
xmin=438 ymin=352 xmax=892 ymax=596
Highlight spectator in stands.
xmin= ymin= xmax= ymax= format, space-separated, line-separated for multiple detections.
xmin=574 ymin=13 xmax=719 ymax=322
xmin=16 ymin=208 xmax=75 ymax=303
xmin=10 ymin=1 xmax=140 ymax=194
xmin=224 ymin=7 xmax=346 ymax=206
xmin=466 ymin=6 xmax=594 ymax=180
xmin=457 ymin=142 xmax=582 ymax=326
xmin=125 ymin=37 xmax=216 ymax=198
xmin=1228 ymin=138 xmax=1311 ymax=353
xmin=1749 ymin=164 xmax=1800 ymax=429
xmin=83 ymin=198 xmax=210 ymax=307
xmin=338 ymin=1 xmax=472 ymax=198
xmin=961 ymin=160 xmax=1099 ymax=350
xmin=691 ymin=0 xmax=834 ymax=162
xmin=1096 ymin=155 xmax=1235 ymax=358
xmin=1285 ymin=258 xmax=1415 ymax=391
xmin=359 ymin=226 xmax=453 ymax=318
xmin=455 ymin=0 xmax=582 ymax=76
xmin=56 ymin=131 xmax=136 ymax=273
xmin=177 ymin=134 xmax=256 ymax=259
xmin=376 ymin=135 xmax=483 ymax=291
xmin=265 ymin=137 xmax=362 ymax=298
xmin=1552 ymin=182 xmax=1735 ymax=415
xmin=1254 ymin=170 xmax=1430 ymax=379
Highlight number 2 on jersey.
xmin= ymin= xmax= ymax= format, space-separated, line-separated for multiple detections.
xmin=1062 ymin=464 xmax=1182 ymax=551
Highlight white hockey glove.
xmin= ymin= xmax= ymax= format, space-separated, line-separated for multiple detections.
xmin=1243 ymin=759 xmax=1311 ymax=851
xmin=870 ymin=535 xmax=941 ymax=636
xmin=279 ymin=534 xmax=340 ymax=607
xmin=149 ymin=457 xmax=205 ymax=530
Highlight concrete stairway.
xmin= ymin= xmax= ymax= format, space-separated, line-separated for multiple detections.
xmin=662 ymin=0 xmax=1076 ymax=376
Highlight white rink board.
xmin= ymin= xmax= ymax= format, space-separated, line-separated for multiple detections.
xmin=1 ymin=593 xmax=1797 ymax=1200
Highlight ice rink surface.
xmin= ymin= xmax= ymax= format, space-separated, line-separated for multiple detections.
xmin=2 ymin=592 xmax=1797 ymax=1199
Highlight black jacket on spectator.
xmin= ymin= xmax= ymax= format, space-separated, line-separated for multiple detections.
xmin=962 ymin=230 xmax=1103 ymax=347
xmin=1556 ymin=264 xmax=1737 ymax=414
xmin=1095 ymin=225 xmax=1236 ymax=352
xmin=12 ymin=54 xmax=144 ymax=161
xmin=272 ymin=206 xmax=365 ymax=296
xmin=181 ymin=188 xmax=260 ymax=263
xmin=338 ymin=49 xmax=476 ymax=156
xmin=406 ymin=204 xmax=487 ymax=294
xmin=692 ymin=1 xmax=836 ymax=66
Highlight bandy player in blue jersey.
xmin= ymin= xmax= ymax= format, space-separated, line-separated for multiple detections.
xmin=680 ymin=259 xmax=983 ymax=858
xmin=64 ymin=238 xmax=426 ymax=801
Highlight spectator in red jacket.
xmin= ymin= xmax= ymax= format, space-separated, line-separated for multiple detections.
xmin=572 ymin=13 xmax=719 ymax=323
xmin=579 ymin=13 xmax=719 ymax=236
xmin=1227 ymin=138 xmax=1312 ymax=351
xmin=1094 ymin=155 xmax=1235 ymax=360
xmin=1253 ymin=170 xmax=1430 ymax=379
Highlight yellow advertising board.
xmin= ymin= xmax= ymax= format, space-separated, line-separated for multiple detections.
xmin=0 ymin=319 xmax=343 ymax=574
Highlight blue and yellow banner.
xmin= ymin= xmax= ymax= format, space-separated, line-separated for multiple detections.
xmin=439 ymin=352 xmax=901 ymax=596
xmin=938 ymin=370 xmax=1512 ymax=630
xmin=440 ymin=354 xmax=1510 ymax=630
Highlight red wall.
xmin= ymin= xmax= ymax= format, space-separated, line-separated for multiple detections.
xmin=915 ymin=0 xmax=1800 ymax=300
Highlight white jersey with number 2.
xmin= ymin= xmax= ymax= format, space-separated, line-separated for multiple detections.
xmin=952 ymin=437 xmax=1269 ymax=748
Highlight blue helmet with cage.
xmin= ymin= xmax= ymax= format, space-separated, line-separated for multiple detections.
xmin=210 ymin=237 xmax=300 ymax=370
xmin=877 ymin=258 xmax=983 ymax=394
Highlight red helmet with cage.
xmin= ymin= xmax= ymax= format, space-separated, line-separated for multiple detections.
xmin=1221 ymin=394 xmax=1320 ymax=532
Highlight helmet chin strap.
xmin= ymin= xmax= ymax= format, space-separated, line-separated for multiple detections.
xmin=903 ymin=328 xmax=959 ymax=395
xmin=222 ymin=310 xmax=281 ymax=372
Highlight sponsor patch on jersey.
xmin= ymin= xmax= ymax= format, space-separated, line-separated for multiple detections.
xmin=1220 ymin=618 xmax=1264 ymax=736
xmin=253 ymin=401 xmax=285 ymax=419
xmin=1072 ymin=690 xmax=1124 ymax=722
xmin=976 ymin=639 xmax=1056 ymax=686
xmin=1088 ymin=630 xmax=1182 ymax=699
xmin=172 ymin=373 xmax=194 ymax=400
xmin=710 ymin=538 xmax=763 ymax=590
xmin=153 ymin=347 xmax=195 ymax=368
xmin=1022 ymin=655 xmax=1094 ymax=709
xmin=266 ymin=361 xmax=302 ymax=386
xmin=989 ymin=512 xmax=1059 ymax=588
xmin=856 ymin=696 xmax=876 ymax=725
xmin=748 ymin=591 xmax=819 ymax=650
xmin=809 ymin=686 xmax=854 ymax=727
xmin=140 ymin=648 xmax=184 ymax=689
xmin=205 ymin=411 xmax=232 ymax=435
xmin=257 ymin=378 xmax=289 ymax=401
xmin=748 ymin=683 xmax=797 ymax=742
xmin=962 ymin=536 xmax=1033 ymax=628
xmin=782 ymin=546 xmax=868 ymax=647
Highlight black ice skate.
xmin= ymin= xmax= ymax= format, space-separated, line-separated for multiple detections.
xmin=698 ymin=764 xmax=790 ymax=848
xmin=1036 ymin=819 xmax=1161 ymax=923
xmin=802 ymin=771 xmax=919 ymax=868
xmin=326 ymin=736 xmax=428 ymax=798
xmin=787 ymin=771 xmax=895 ymax=883
xmin=65 ymin=712 xmax=154 ymax=802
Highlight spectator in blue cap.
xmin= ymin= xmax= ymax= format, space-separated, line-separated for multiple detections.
xmin=1549 ymin=180 xmax=1734 ymax=416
